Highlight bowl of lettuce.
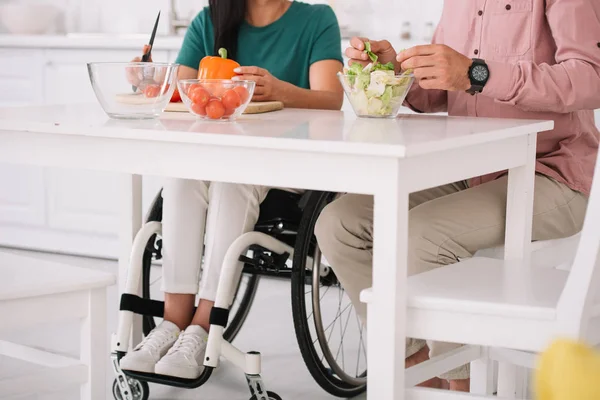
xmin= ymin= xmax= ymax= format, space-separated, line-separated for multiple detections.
xmin=339 ymin=43 xmax=414 ymax=118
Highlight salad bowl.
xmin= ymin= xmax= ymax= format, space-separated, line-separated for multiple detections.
xmin=339 ymin=65 xmax=414 ymax=118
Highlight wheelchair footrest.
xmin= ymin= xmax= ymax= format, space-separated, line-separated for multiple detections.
xmin=122 ymin=368 xmax=213 ymax=389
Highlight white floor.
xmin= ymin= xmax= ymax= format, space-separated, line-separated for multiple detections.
xmin=0 ymin=248 xmax=366 ymax=400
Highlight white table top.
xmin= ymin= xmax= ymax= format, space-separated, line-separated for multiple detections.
xmin=0 ymin=252 xmax=115 ymax=300
xmin=0 ymin=104 xmax=553 ymax=158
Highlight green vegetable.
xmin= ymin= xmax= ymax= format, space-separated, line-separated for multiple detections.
xmin=342 ymin=41 xmax=414 ymax=117
xmin=364 ymin=42 xmax=378 ymax=63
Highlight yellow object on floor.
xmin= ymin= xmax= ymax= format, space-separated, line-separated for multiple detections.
xmin=535 ymin=339 xmax=600 ymax=400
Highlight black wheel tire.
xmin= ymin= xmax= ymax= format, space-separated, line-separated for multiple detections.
xmin=290 ymin=191 xmax=367 ymax=398
xmin=112 ymin=378 xmax=149 ymax=400
xmin=250 ymin=391 xmax=282 ymax=400
xmin=140 ymin=191 xmax=260 ymax=342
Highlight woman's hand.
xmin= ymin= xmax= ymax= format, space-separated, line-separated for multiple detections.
xmin=126 ymin=45 xmax=152 ymax=88
xmin=345 ymin=37 xmax=399 ymax=70
xmin=232 ymin=66 xmax=284 ymax=102
xmin=396 ymin=45 xmax=472 ymax=91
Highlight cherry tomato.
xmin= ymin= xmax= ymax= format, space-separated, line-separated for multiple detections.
xmin=233 ymin=86 xmax=250 ymax=103
xmin=189 ymin=87 xmax=210 ymax=107
xmin=222 ymin=89 xmax=241 ymax=110
xmin=170 ymin=87 xmax=182 ymax=103
xmin=191 ymin=102 xmax=207 ymax=116
xmin=206 ymin=99 xmax=225 ymax=119
xmin=186 ymin=83 xmax=203 ymax=96
xmin=144 ymin=84 xmax=161 ymax=98
xmin=223 ymin=108 xmax=236 ymax=117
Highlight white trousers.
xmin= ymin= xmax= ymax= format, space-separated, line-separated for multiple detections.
xmin=161 ymin=178 xmax=270 ymax=301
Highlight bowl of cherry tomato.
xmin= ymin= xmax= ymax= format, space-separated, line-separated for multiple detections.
xmin=87 ymin=62 xmax=179 ymax=120
xmin=177 ymin=79 xmax=255 ymax=121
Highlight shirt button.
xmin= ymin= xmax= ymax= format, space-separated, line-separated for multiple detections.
xmin=474 ymin=49 xmax=479 ymax=55
xmin=506 ymin=4 xmax=512 ymax=10
xmin=478 ymin=10 xmax=483 ymax=16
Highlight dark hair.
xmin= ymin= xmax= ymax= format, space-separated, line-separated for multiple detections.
xmin=209 ymin=0 xmax=246 ymax=60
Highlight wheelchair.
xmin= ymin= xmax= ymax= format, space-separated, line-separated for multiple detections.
xmin=111 ymin=189 xmax=367 ymax=400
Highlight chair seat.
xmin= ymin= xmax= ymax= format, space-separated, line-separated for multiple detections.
xmin=361 ymin=257 xmax=570 ymax=320
xmin=406 ymin=258 xmax=569 ymax=320
xmin=0 ymin=251 xmax=115 ymax=301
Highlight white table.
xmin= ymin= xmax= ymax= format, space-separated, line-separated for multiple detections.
xmin=0 ymin=104 xmax=552 ymax=399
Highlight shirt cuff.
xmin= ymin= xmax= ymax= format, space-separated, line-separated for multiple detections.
xmin=481 ymin=60 xmax=518 ymax=102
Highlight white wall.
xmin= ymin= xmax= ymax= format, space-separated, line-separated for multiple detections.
xmin=14 ymin=0 xmax=444 ymax=41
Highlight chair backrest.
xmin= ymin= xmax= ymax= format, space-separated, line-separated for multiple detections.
xmin=556 ymin=153 xmax=600 ymax=339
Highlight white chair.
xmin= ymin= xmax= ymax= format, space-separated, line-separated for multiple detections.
xmin=362 ymin=158 xmax=600 ymax=400
xmin=0 ymin=251 xmax=115 ymax=400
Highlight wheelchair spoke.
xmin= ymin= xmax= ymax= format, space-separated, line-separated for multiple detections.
xmin=335 ymin=302 xmax=353 ymax=370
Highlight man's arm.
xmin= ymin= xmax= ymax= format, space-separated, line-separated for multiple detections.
xmin=403 ymin=24 xmax=448 ymax=114
xmin=483 ymin=0 xmax=600 ymax=113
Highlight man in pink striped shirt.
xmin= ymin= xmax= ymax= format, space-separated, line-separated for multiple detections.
xmin=315 ymin=0 xmax=600 ymax=392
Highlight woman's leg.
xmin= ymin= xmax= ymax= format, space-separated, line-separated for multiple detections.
xmin=155 ymin=183 xmax=270 ymax=379
xmin=161 ymin=178 xmax=210 ymax=329
xmin=120 ymin=178 xmax=210 ymax=374
xmin=191 ymin=183 xmax=270 ymax=330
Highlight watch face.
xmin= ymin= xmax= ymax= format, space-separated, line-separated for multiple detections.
xmin=472 ymin=65 xmax=489 ymax=82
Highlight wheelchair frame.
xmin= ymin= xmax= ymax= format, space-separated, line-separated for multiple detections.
xmin=110 ymin=190 xmax=366 ymax=400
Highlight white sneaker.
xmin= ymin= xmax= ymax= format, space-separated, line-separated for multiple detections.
xmin=155 ymin=325 xmax=208 ymax=379
xmin=120 ymin=320 xmax=180 ymax=373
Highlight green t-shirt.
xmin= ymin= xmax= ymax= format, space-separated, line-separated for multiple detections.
xmin=175 ymin=1 xmax=343 ymax=90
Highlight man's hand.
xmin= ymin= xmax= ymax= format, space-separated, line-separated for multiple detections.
xmin=345 ymin=37 xmax=399 ymax=70
xmin=397 ymin=45 xmax=472 ymax=91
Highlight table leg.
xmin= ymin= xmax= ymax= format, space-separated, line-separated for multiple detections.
xmin=119 ymin=174 xmax=143 ymax=347
xmin=80 ymin=288 xmax=107 ymax=400
xmin=367 ymin=165 xmax=409 ymax=400
xmin=498 ymin=132 xmax=537 ymax=398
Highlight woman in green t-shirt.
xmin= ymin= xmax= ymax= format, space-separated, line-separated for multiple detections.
xmin=121 ymin=0 xmax=344 ymax=380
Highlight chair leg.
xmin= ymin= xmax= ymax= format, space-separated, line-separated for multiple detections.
xmin=80 ymin=288 xmax=107 ymax=400
xmin=497 ymin=362 xmax=518 ymax=398
xmin=470 ymin=357 xmax=495 ymax=395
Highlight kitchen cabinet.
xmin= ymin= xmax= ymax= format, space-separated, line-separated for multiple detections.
xmin=0 ymin=39 xmax=179 ymax=257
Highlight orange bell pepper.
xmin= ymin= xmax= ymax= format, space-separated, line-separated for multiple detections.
xmin=197 ymin=48 xmax=240 ymax=80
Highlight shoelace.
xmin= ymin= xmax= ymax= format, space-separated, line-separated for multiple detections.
xmin=166 ymin=332 xmax=204 ymax=356
xmin=134 ymin=326 xmax=176 ymax=355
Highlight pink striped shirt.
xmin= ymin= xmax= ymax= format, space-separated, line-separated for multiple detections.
xmin=406 ymin=0 xmax=600 ymax=195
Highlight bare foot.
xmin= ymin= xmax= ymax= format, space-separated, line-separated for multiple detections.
xmin=406 ymin=346 xmax=445 ymax=389
xmin=449 ymin=379 xmax=470 ymax=392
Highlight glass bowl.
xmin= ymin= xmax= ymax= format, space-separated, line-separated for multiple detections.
xmin=177 ymin=79 xmax=256 ymax=121
xmin=87 ymin=62 xmax=179 ymax=120
xmin=338 ymin=71 xmax=415 ymax=118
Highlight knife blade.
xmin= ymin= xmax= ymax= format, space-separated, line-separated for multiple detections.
xmin=132 ymin=11 xmax=161 ymax=92
xmin=142 ymin=11 xmax=160 ymax=62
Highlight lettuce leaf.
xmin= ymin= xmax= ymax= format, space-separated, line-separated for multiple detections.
xmin=364 ymin=42 xmax=378 ymax=63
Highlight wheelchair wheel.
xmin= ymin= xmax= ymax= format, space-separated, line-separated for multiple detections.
xmin=140 ymin=190 xmax=260 ymax=342
xmin=291 ymin=191 xmax=367 ymax=398
xmin=112 ymin=378 xmax=149 ymax=400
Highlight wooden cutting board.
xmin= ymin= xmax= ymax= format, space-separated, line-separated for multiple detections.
xmin=165 ymin=100 xmax=284 ymax=115
xmin=115 ymin=94 xmax=283 ymax=115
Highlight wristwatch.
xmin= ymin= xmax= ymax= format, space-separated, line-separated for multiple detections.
xmin=467 ymin=58 xmax=490 ymax=95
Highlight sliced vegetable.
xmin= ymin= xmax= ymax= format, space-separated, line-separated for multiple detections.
xmin=197 ymin=48 xmax=240 ymax=80
xmin=170 ymin=87 xmax=182 ymax=103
